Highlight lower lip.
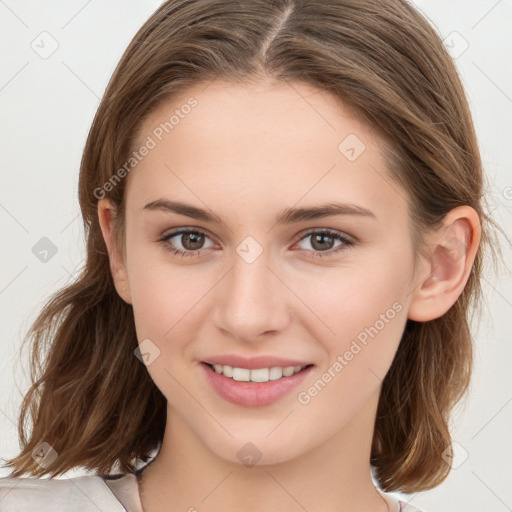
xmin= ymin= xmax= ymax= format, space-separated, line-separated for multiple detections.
xmin=200 ymin=362 xmax=314 ymax=408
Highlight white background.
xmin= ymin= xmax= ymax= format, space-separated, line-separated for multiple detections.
xmin=0 ymin=1 xmax=511 ymax=511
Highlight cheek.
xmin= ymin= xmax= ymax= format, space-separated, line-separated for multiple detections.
xmin=121 ymin=233 xmax=207 ymax=405
xmin=295 ymin=250 xmax=412 ymax=373
xmin=130 ymin=268 xmax=210 ymax=343
xmin=125 ymin=242 xmax=206 ymax=343
xmin=126 ymin=254 xmax=214 ymax=401
xmin=293 ymin=267 xmax=409 ymax=417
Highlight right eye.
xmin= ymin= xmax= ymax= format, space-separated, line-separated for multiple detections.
xmin=159 ymin=228 xmax=216 ymax=257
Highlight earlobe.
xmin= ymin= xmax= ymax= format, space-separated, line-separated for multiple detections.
xmin=407 ymin=206 xmax=481 ymax=322
xmin=97 ymin=198 xmax=132 ymax=304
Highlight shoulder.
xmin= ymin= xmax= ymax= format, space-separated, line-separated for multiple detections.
xmin=0 ymin=474 xmax=127 ymax=512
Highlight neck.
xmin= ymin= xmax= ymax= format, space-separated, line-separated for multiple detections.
xmin=138 ymin=393 xmax=393 ymax=512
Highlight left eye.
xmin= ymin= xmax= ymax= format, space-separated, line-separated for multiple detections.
xmin=295 ymin=229 xmax=353 ymax=256
xmin=159 ymin=228 xmax=354 ymax=258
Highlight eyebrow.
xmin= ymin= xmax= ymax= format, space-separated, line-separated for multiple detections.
xmin=142 ymin=199 xmax=376 ymax=225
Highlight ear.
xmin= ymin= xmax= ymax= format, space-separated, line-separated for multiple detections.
xmin=97 ymin=198 xmax=132 ymax=304
xmin=407 ymin=206 xmax=481 ymax=322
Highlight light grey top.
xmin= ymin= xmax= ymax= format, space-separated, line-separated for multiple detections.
xmin=0 ymin=472 xmax=423 ymax=511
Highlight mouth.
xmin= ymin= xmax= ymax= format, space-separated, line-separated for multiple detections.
xmin=200 ymin=361 xmax=315 ymax=407
xmin=201 ymin=361 xmax=315 ymax=383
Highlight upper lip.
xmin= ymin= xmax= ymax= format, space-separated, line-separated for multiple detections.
xmin=202 ymin=354 xmax=314 ymax=370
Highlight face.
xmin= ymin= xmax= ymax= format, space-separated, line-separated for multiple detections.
xmin=104 ymin=78 xmax=421 ymax=465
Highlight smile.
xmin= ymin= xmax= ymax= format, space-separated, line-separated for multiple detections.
xmin=205 ymin=362 xmax=312 ymax=382
xmin=200 ymin=362 xmax=315 ymax=407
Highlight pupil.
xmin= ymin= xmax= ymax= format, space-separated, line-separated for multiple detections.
xmin=184 ymin=232 xmax=204 ymax=250
xmin=312 ymin=234 xmax=333 ymax=251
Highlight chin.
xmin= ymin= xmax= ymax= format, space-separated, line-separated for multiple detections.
xmin=205 ymin=432 xmax=308 ymax=468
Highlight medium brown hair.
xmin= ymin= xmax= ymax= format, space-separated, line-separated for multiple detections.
xmin=2 ymin=0 xmax=493 ymax=492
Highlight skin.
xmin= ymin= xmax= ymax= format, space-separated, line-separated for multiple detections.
xmin=98 ymin=78 xmax=480 ymax=512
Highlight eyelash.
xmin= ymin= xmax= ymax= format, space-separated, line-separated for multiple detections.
xmin=158 ymin=228 xmax=355 ymax=259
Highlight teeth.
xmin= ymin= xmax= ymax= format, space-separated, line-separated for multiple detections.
xmin=210 ymin=364 xmax=305 ymax=382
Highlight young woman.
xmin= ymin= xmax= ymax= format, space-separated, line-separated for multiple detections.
xmin=0 ymin=0 xmax=493 ymax=511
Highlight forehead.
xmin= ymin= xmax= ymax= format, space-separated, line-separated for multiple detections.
xmin=124 ymin=79 xmax=406 ymax=219
xmin=135 ymin=78 xmax=374 ymax=151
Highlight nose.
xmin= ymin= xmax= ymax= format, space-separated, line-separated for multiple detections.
xmin=213 ymin=251 xmax=290 ymax=342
